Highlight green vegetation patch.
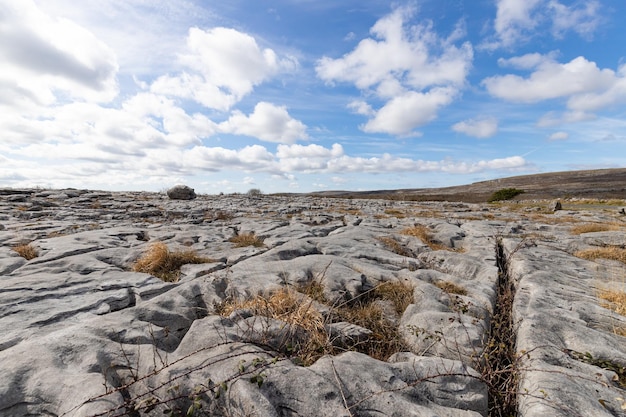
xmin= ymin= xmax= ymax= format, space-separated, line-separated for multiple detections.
xmin=488 ymin=188 xmax=525 ymax=202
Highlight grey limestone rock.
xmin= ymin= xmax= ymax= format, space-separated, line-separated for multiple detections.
xmin=166 ymin=184 xmax=196 ymax=200
xmin=1 ymin=191 xmax=626 ymax=416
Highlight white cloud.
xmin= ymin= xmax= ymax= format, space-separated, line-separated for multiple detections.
xmin=219 ymin=102 xmax=308 ymax=144
xmin=0 ymin=0 xmax=119 ymax=105
xmin=497 ymin=52 xmax=556 ymax=70
xmin=483 ymin=56 xmax=625 ymax=111
xmin=151 ymin=27 xmax=298 ymax=110
xmin=347 ymin=100 xmax=374 ymax=116
xmin=276 ymin=143 xmax=344 ymax=159
xmin=33 ymin=0 xmax=215 ymax=75
xmin=316 ymin=6 xmax=472 ymax=136
xmin=493 ymin=0 xmax=542 ymax=48
xmin=452 ymin=117 xmax=498 ymax=138
xmin=548 ymin=0 xmax=601 ymax=39
xmin=485 ymin=0 xmax=602 ymax=49
xmin=362 ymin=88 xmax=457 ymax=136
xmin=549 ymin=131 xmax=569 ymax=141
xmin=536 ymin=110 xmax=595 ymax=127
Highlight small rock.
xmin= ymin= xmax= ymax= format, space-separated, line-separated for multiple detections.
xmin=553 ymin=200 xmax=562 ymax=211
xmin=167 ymin=185 xmax=196 ymax=200
xmin=6 ymin=194 xmax=28 ymax=203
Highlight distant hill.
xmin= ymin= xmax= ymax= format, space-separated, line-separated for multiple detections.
xmin=308 ymin=168 xmax=626 ymax=203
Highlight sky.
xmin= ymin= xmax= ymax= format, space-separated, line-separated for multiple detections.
xmin=1 ymin=0 xmax=626 ymax=194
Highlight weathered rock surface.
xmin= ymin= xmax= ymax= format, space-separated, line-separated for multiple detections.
xmin=166 ymin=184 xmax=196 ymax=200
xmin=0 ymin=189 xmax=625 ymax=416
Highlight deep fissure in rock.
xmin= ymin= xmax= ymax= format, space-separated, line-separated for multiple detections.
xmin=483 ymin=238 xmax=518 ymax=417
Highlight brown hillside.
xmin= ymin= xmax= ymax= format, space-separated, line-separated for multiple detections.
xmin=309 ymin=168 xmax=626 ymax=203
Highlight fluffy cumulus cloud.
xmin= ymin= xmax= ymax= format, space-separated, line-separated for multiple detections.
xmin=483 ymin=54 xmax=626 ymax=116
xmin=219 ymin=102 xmax=308 ymax=144
xmin=485 ymin=0 xmax=601 ymax=49
xmin=316 ymin=6 xmax=472 ymax=136
xmin=452 ymin=117 xmax=499 ymax=138
xmin=151 ymin=27 xmax=298 ymax=111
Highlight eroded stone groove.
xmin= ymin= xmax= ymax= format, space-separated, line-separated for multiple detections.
xmin=484 ymin=238 xmax=518 ymax=417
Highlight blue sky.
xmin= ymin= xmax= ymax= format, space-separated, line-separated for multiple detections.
xmin=1 ymin=0 xmax=625 ymax=193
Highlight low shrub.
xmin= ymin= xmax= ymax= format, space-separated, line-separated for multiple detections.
xmin=488 ymin=188 xmax=525 ymax=202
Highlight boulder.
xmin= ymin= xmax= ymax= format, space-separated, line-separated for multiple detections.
xmin=166 ymin=184 xmax=196 ymax=200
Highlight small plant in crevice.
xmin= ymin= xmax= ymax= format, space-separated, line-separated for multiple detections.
xmin=228 ymin=232 xmax=265 ymax=248
xmin=476 ymin=237 xmax=519 ymax=417
xmin=132 ymin=242 xmax=213 ymax=282
xmin=12 ymin=242 xmax=38 ymax=260
xmin=565 ymin=350 xmax=626 ymax=388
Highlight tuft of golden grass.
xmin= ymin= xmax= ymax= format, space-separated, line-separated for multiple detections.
xmin=297 ymin=279 xmax=328 ymax=304
xmin=377 ymin=236 xmax=413 ymax=257
xmin=132 ymin=242 xmax=213 ymax=282
xmin=434 ymin=280 xmax=468 ymax=295
xmin=575 ymin=247 xmax=626 ymax=265
xmin=401 ymin=225 xmax=451 ymax=251
xmin=384 ymin=209 xmax=406 ymax=218
xmin=218 ymin=288 xmax=325 ymax=332
xmin=598 ymin=289 xmax=626 ymax=316
xmin=371 ymin=281 xmax=415 ymax=315
xmin=12 ymin=243 xmax=38 ymax=260
xmin=217 ymin=280 xmax=414 ymax=365
xmin=228 ymin=233 xmax=265 ymax=248
xmin=571 ymin=223 xmax=620 ymax=235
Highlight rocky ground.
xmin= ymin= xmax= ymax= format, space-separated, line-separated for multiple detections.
xmin=1 ymin=188 xmax=626 ymax=416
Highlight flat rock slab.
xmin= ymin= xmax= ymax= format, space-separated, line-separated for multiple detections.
xmin=0 ymin=191 xmax=625 ymax=416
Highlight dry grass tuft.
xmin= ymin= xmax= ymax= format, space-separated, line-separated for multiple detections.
xmin=12 ymin=243 xmax=38 ymax=260
xmin=219 ymin=288 xmax=325 ymax=332
xmin=132 ymin=242 xmax=213 ymax=282
xmin=575 ymin=247 xmax=626 ymax=265
xmin=217 ymin=280 xmax=414 ymax=365
xmin=378 ymin=236 xmax=413 ymax=257
xmin=384 ymin=209 xmax=406 ymax=218
xmin=297 ymin=279 xmax=328 ymax=304
xmin=229 ymin=233 xmax=265 ymax=248
xmin=571 ymin=223 xmax=620 ymax=235
xmin=434 ymin=280 xmax=468 ymax=295
xmin=598 ymin=289 xmax=626 ymax=316
xmin=371 ymin=281 xmax=415 ymax=315
xmin=401 ymin=225 xmax=451 ymax=251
